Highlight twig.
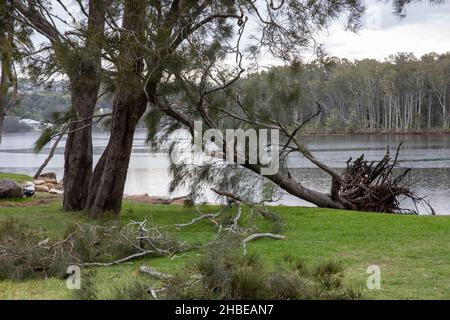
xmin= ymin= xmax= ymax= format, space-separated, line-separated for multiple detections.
xmin=81 ymin=250 xmax=158 ymax=267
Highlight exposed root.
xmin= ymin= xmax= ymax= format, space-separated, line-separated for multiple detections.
xmin=340 ymin=143 xmax=434 ymax=214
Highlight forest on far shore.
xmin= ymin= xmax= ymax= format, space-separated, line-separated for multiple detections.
xmin=234 ymin=52 xmax=450 ymax=133
xmin=6 ymin=52 xmax=450 ymax=134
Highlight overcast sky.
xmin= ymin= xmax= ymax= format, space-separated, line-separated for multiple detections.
xmin=320 ymin=0 xmax=450 ymax=61
xmin=32 ymin=0 xmax=450 ymax=65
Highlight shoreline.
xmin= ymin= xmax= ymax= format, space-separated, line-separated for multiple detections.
xmin=298 ymin=131 xmax=450 ymax=136
xmin=3 ymin=128 xmax=450 ymax=136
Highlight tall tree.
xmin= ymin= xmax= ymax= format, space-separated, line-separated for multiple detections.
xmin=86 ymin=1 xmax=239 ymax=216
xmin=0 ymin=0 xmax=31 ymax=143
xmin=0 ymin=0 xmax=13 ymax=143
xmin=86 ymin=0 xmax=148 ymax=217
xmin=12 ymin=0 xmax=110 ymax=210
xmin=85 ymin=0 xmax=366 ymax=218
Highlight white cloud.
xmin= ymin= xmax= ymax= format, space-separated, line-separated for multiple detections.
xmin=320 ymin=0 xmax=450 ymax=60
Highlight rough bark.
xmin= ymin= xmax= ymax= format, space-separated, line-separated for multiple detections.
xmin=62 ymin=80 xmax=98 ymax=211
xmin=0 ymin=112 xmax=5 ymax=144
xmin=87 ymin=94 xmax=147 ymax=217
xmin=0 ymin=0 xmax=13 ymax=145
xmin=62 ymin=0 xmax=109 ymax=211
xmin=87 ymin=0 xmax=147 ymax=218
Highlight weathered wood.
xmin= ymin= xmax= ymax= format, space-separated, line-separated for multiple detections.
xmin=138 ymin=265 xmax=173 ymax=280
xmin=242 ymin=233 xmax=287 ymax=255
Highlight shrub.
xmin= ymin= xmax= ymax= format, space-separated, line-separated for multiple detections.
xmin=162 ymin=236 xmax=362 ymax=300
xmin=111 ymin=282 xmax=152 ymax=300
xmin=0 ymin=219 xmax=70 ymax=281
xmin=73 ymin=271 xmax=98 ymax=300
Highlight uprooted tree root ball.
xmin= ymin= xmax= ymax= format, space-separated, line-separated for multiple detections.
xmin=339 ymin=144 xmax=434 ymax=214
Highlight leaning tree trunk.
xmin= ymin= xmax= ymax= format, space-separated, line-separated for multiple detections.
xmin=34 ymin=127 xmax=66 ymax=179
xmin=86 ymin=0 xmax=147 ymax=218
xmin=86 ymin=94 xmax=147 ymax=218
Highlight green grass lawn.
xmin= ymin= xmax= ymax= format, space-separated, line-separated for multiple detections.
xmin=0 ymin=172 xmax=33 ymax=183
xmin=0 ymin=199 xmax=449 ymax=300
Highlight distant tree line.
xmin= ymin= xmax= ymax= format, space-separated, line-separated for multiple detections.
xmin=238 ymin=52 xmax=450 ymax=133
xmin=9 ymin=80 xmax=112 ymax=122
xmin=10 ymin=52 xmax=450 ymax=134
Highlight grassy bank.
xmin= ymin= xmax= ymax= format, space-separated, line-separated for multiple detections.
xmin=0 ymin=197 xmax=449 ymax=300
xmin=0 ymin=172 xmax=32 ymax=183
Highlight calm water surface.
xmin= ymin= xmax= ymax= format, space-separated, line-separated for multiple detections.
xmin=1 ymin=131 xmax=449 ymax=214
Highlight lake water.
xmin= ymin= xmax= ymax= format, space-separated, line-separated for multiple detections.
xmin=0 ymin=131 xmax=449 ymax=215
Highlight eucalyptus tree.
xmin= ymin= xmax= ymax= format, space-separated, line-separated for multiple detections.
xmin=11 ymin=0 xmax=110 ymax=210
xmin=425 ymin=53 xmax=450 ymax=129
xmin=0 ymin=0 xmax=14 ymax=143
xmin=0 ymin=0 xmax=32 ymax=143
xmin=85 ymin=0 xmax=148 ymax=217
xmin=83 ymin=0 xmax=366 ymax=217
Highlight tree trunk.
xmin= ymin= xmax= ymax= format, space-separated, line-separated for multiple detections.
xmin=62 ymin=84 xmax=98 ymax=210
xmin=86 ymin=0 xmax=147 ymax=218
xmin=0 ymin=34 xmax=10 ymax=145
xmin=427 ymin=94 xmax=432 ymax=129
xmin=87 ymin=94 xmax=147 ymax=218
xmin=0 ymin=111 xmax=5 ymax=144
xmin=0 ymin=61 xmax=6 ymax=145
xmin=244 ymin=163 xmax=347 ymax=210
xmin=0 ymin=0 xmax=12 ymax=145
xmin=34 ymin=127 xmax=66 ymax=179
xmin=62 ymin=0 xmax=109 ymax=211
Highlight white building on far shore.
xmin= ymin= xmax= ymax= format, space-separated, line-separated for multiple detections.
xmin=19 ymin=119 xmax=41 ymax=130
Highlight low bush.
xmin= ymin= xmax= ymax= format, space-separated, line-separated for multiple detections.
xmin=0 ymin=219 xmax=70 ymax=280
xmin=163 ymin=236 xmax=362 ymax=300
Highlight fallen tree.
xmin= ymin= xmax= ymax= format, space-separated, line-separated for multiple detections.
xmin=0 ymin=218 xmax=190 ymax=280
xmin=0 ymin=196 xmax=287 ymax=280
xmin=148 ymin=39 xmax=433 ymax=215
